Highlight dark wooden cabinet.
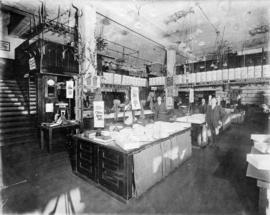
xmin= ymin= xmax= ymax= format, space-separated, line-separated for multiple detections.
xmin=74 ymin=136 xmax=133 ymax=201
xmin=73 ymin=127 xmax=192 ymax=202
xmin=76 ymin=139 xmax=98 ymax=182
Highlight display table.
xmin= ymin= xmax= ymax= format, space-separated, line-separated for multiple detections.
xmin=175 ymin=114 xmax=207 ymax=147
xmin=246 ymin=134 xmax=270 ymax=215
xmin=104 ymin=110 xmax=154 ymax=119
xmin=73 ymin=123 xmax=192 ymax=202
xmin=40 ymin=122 xmax=80 ymax=152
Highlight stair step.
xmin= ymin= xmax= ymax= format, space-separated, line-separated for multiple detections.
xmin=0 ymin=102 xmax=36 ymax=107
xmin=0 ymin=115 xmax=32 ymax=122
xmin=0 ymin=121 xmax=33 ymax=128
xmin=0 ymin=110 xmax=36 ymax=116
xmin=0 ymin=97 xmax=36 ymax=102
xmin=0 ymin=80 xmax=17 ymax=83
xmin=0 ymin=105 xmax=36 ymax=112
xmin=0 ymin=106 xmax=26 ymax=111
xmin=0 ymin=128 xmax=37 ymax=138
xmin=0 ymin=90 xmax=36 ymax=95
xmin=0 ymin=126 xmax=37 ymax=134
xmin=0 ymin=135 xmax=38 ymax=147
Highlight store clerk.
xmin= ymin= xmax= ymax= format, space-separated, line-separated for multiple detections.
xmin=154 ymin=96 xmax=167 ymax=121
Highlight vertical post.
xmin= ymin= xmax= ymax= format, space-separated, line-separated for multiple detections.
xmin=74 ymin=3 xmax=96 ymax=123
xmin=166 ymin=48 xmax=176 ymax=110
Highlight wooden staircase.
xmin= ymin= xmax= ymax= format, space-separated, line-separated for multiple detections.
xmin=0 ymin=79 xmax=37 ymax=147
xmin=0 ymin=79 xmax=73 ymax=189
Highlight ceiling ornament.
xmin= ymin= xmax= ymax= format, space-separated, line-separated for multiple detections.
xmin=165 ymin=7 xmax=194 ymax=25
xmin=130 ymin=0 xmax=151 ymax=16
xmin=249 ymin=25 xmax=269 ymax=36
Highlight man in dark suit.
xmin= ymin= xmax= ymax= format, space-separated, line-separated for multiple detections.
xmin=199 ymin=98 xmax=208 ymax=114
xmin=206 ymin=97 xmax=226 ymax=146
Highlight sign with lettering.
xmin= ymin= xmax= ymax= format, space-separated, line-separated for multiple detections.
xmin=29 ymin=57 xmax=36 ymax=70
xmin=93 ymin=101 xmax=104 ymax=128
xmin=66 ymin=80 xmax=74 ymax=98
xmin=131 ymin=87 xmax=141 ymax=110
xmin=0 ymin=41 xmax=10 ymax=51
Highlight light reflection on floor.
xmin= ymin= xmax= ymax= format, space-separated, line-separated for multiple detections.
xmin=42 ymin=188 xmax=85 ymax=214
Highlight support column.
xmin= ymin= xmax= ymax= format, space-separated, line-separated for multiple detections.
xmin=165 ymin=48 xmax=176 ymax=109
xmin=74 ymin=3 xmax=97 ymax=121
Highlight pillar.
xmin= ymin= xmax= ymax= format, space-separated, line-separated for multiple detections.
xmin=166 ymin=48 xmax=176 ymax=109
xmin=74 ymin=3 xmax=97 ymax=121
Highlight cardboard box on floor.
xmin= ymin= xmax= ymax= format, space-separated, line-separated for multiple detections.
xmin=246 ymin=147 xmax=270 ymax=182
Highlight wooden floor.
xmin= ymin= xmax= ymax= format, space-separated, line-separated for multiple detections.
xmin=1 ymin=115 xmax=267 ymax=214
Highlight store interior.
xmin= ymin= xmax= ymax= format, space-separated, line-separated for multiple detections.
xmin=0 ymin=0 xmax=270 ymax=214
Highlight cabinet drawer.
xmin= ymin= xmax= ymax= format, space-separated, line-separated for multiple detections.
xmin=79 ymin=151 xmax=92 ymax=161
xmin=100 ymin=147 xmax=122 ymax=165
xmin=79 ymin=140 xmax=94 ymax=153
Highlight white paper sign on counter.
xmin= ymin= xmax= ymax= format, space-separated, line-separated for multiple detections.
xmin=93 ymin=101 xmax=104 ymax=128
xmin=131 ymin=87 xmax=141 ymax=110
xmin=66 ymin=80 xmax=74 ymax=98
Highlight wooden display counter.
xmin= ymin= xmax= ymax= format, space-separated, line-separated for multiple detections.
xmin=73 ymin=125 xmax=192 ymax=202
xmin=246 ymin=134 xmax=270 ymax=215
xmin=175 ymin=114 xmax=207 ymax=148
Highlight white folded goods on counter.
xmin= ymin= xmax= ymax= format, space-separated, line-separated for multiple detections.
xmin=176 ymin=114 xmax=206 ymax=124
xmin=251 ymin=134 xmax=270 ymax=153
xmin=246 ymin=134 xmax=270 ymax=170
xmin=110 ymin=121 xmax=191 ymax=151
xmin=247 ymin=154 xmax=270 ymax=170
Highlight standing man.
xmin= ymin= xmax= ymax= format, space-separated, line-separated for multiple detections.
xmin=154 ymin=96 xmax=167 ymax=121
xmin=199 ymin=98 xmax=208 ymax=114
xmin=206 ymin=97 xmax=226 ymax=147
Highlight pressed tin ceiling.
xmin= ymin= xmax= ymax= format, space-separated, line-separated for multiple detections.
xmin=2 ymin=0 xmax=270 ymax=61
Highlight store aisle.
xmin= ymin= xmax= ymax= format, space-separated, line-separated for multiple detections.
xmin=1 ymin=120 xmax=263 ymax=215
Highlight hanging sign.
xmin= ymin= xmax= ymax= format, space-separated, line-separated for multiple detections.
xmin=166 ymin=96 xmax=174 ymax=109
xmin=66 ymin=80 xmax=74 ymax=98
xmin=29 ymin=57 xmax=36 ymax=70
xmin=131 ymin=87 xmax=141 ymax=110
xmin=166 ymin=86 xmax=174 ymax=97
xmin=189 ymin=88 xmax=194 ymax=103
xmin=93 ymin=101 xmax=104 ymax=128
xmin=45 ymin=103 xmax=54 ymax=113
xmin=166 ymin=76 xmax=174 ymax=87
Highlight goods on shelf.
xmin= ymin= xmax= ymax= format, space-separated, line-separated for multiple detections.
xmin=263 ymin=65 xmax=270 ymax=78
xmin=241 ymin=67 xmax=248 ymax=79
xmin=247 ymin=66 xmax=255 ymax=79
xmin=190 ymin=73 xmax=196 ymax=83
xmin=235 ymin=68 xmax=242 ymax=79
xmin=113 ymin=74 xmax=122 ymax=85
xmin=201 ymin=72 xmax=206 ymax=82
xmin=206 ymin=71 xmax=212 ymax=82
xmin=196 ymin=72 xmax=201 ymax=83
xmin=255 ymin=66 xmax=262 ymax=78
xmin=103 ymin=72 xmax=114 ymax=84
xmin=216 ymin=70 xmax=222 ymax=81
xmin=212 ymin=70 xmax=217 ymax=81
xmin=222 ymin=69 xmax=229 ymax=80
xmin=229 ymin=68 xmax=235 ymax=80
